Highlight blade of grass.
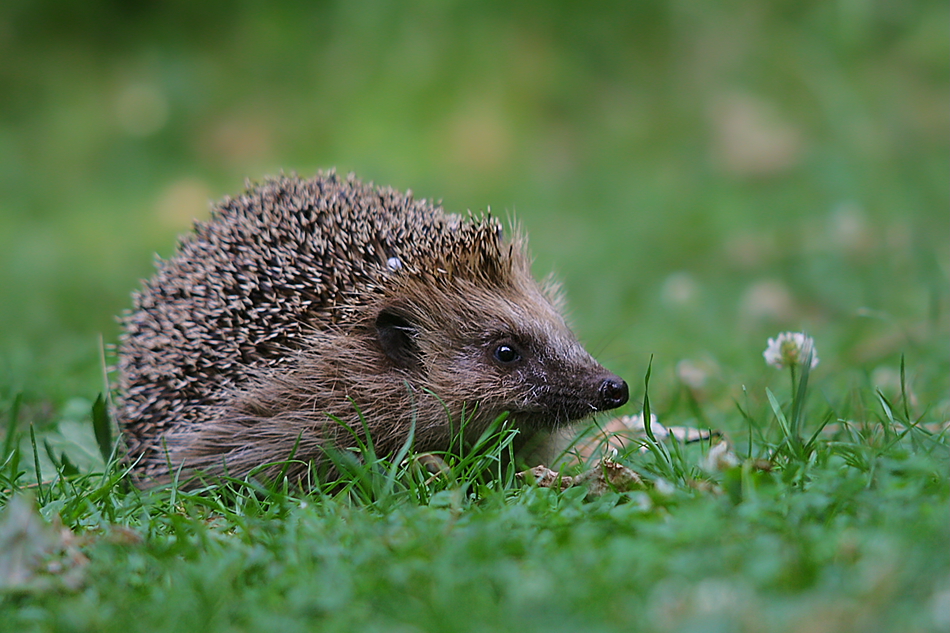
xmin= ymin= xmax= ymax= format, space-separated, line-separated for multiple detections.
xmin=638 ymin=356 xmax=678 ymax=478
xmin=271 ymin=432 xmax=304 ymax=486
xmin=899 ymin=354 xmax=911 ymax=423
xmin=383 ymin=414 xmax=416 ymax=499
xmin=788 ymin=341 xmax=814 ymax=442
xmin=91 ymin=393 xmax=112 ymax=464
xmin=766 ymin=388 xmax=792 ymax=441
xmin=642 ymin=355 xmax=656 ymax=444
xmin=29 ymin=424 xmax=44 ymax=504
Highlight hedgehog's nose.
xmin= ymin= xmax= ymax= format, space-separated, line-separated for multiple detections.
xmin=598 ymin=376 xmax=629 ymax=410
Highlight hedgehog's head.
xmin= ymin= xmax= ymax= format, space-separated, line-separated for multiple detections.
xmin=370 ymin=216 xmax=628 ymax=434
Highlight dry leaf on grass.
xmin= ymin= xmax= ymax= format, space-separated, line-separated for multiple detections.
xmin=518 ymin=458 xmax=645 ymax=498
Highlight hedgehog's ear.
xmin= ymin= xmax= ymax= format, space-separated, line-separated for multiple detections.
xmin=376 ymin=308 xmax=421 ymax=370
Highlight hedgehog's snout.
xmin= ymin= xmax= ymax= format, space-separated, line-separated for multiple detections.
xmin=597 ymin=375 xmax=629 ymax=411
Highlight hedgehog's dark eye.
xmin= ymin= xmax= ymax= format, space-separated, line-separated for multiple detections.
xmin=493 ymin=343 xmax=522 ymax=365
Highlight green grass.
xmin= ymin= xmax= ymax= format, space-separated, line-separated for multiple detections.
xmin=1 ymin=358 xmax=947 ymax=632
xmin=1 ymin=1 xmax=948 ymax=631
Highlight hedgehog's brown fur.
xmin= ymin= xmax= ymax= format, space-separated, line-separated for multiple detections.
xmin=118 ymin=172 xmax=627 ymax=483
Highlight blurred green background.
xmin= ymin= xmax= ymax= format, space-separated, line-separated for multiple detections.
xmin=1 ymin=0 xmax=947 ymax=421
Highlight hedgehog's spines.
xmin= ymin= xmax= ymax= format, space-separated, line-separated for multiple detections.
xmin=118 ymin=173 xmax=512 ymax=465
xmin=117 ymin=172 xmax=627 ymax=482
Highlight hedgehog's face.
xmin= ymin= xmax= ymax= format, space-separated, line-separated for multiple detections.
xmin=461 ymin=324 xmax=629 ymax=428
xmin=373 ymin=277 xmax=628 ymax=429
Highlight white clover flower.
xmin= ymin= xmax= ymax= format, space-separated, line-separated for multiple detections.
xmin=763 ymin=332 xmax=819 ymax=369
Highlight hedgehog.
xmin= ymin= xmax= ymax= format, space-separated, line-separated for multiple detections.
xmin=117 ymin=172 xmax=628 ymax=484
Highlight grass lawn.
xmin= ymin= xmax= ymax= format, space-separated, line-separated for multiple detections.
xmin=1 ymin=2 xmax=948 ymax=632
